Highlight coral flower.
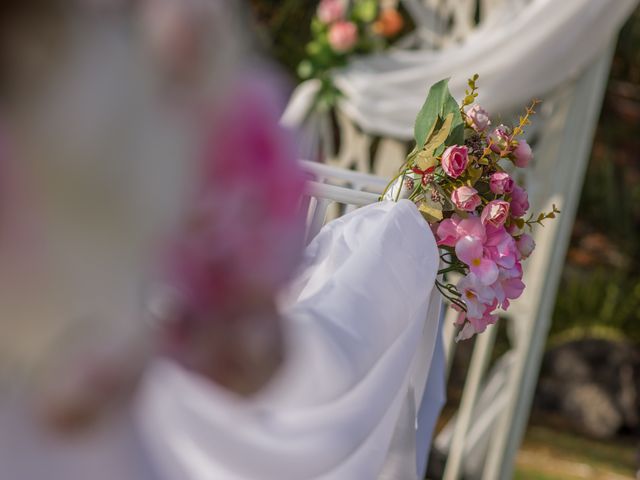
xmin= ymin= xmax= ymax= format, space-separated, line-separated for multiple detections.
xmin=373 ymin=8 xmax=404 ymax=38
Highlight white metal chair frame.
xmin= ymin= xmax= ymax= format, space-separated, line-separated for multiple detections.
xmin=296 ymin=2 xmax=617 ymax=479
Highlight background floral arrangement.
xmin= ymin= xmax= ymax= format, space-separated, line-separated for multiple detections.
xmin=383 ymin=76 xmax=559 ymax=340
xmin=297 ymin=0 xmax=405 ymax=111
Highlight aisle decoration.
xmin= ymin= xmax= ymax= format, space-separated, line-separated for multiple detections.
xmin=298 ymin=0 xmax=405 ymax=111
xmin=383 ymin=76 xmax=559 ymax=340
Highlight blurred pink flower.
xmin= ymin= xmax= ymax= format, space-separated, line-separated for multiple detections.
xmin=481 ymin=200 xmax=510 ymax=228
xmin=510 ymin=184 xmax=530 ymax=218
xmin=489 ymin=172 xmax=514 ymax=195
xmin=167 ymin=76 xmax=306 ymax=313
xmin=328 ymin=21 xmax=358 ymax=53
xmin=451 ymin=186 xmax=480 ymax=211
xmin=513 ymin=140 xmax=533 ymax=168
xmin=159 ymin=73 xmax=306 ymax=394
xmin=317 ymin=0 xmax=345 ymax=24
xmin=466 ymin=105 xmax=490 ymax=132
xmin=441 ymin=145 xmax=469 ymax=178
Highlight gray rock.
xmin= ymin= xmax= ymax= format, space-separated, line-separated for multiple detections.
xmin=535 ymin=338 xmax=640 ymax=438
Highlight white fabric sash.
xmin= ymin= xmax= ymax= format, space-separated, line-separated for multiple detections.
xmin=283 ymin=0 xmax=638 ymax=138
xmin=135 ymin=200 xmax=444 ymax=479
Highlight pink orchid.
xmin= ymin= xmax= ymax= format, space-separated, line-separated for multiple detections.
xmin=436 ymin=214 xmax=461 ymax=247
xmin=484 ymin=225 xmax=518 ymax=270
xmin=457 ymin=216 xmax=487 ymax=240
xmin=457 ymin=273 xmax=496 ymax=320
xmin=455 ymin=298 xmax=500 ymax=341
xmin=491 ymin=263 xmax=525 ymax=310
xmin=472 ymin=300 xmax=500 ymax=331
xmin=455 ymin=217 xmax=499 ymax=285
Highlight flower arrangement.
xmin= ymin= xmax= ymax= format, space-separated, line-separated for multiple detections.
xmin=383 ymin=75 xmax=559 ymax=340
xmin=298 ymin=0 xmax=405 ymax=111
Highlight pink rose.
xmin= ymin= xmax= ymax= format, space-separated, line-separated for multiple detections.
xmin=510 ymin=185 xmax=530 ymax=218
xmin=513 ymin=140 xmax=533 ymax=168
xmin=517 ymin=233 xmax=536 ymax=259
xmin=489 ymin=172 xmax=514 ymax=195
xmin=328 ymin=21 xmax=358 ymax=53
xmin=441 ymin=145 xmax=469 ymax=178
xmin=467 ymin=105 xmax=491 ymax=132
xmin=317 ymin=0 xmax=345 ymax=24
xmin=481 ymin=200 xmax=510 ymax=228
xmin=489 ymin=125 xmax=511 ymax=154
xmin=451 ymin=186 xmax=481 ymax=212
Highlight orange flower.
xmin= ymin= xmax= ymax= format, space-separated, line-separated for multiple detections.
xmin=373 ymin=8 xmax=404 ymax=38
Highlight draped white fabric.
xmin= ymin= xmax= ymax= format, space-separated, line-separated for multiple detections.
xmin=135 ymin=200 xmax=445 ymax=480
xmin=282 ymin=0 xmax=638 ymax=138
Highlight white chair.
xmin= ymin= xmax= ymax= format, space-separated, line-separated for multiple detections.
xmin=288 ymin=1 xmax=626 ymax=478
xmin=299 ymin=160 xmax=447 ymax=480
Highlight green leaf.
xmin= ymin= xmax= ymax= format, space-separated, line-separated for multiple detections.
xmin=416 ymin=151 xmax=438 ymax=170
xmin=444 ymin=97 xmax=464 ymax=146
xmin=352 ymin=0 xmax=378 ymax=22
xmin=311 ymin=18 xmax=327 ymax=35
xmin=423 ymin=112 xmax=453 ymax=154
xmin=414 ymin=78 xmax=464 ymax=150
xmin=418 ymin=199 xmax=443 ymax=222
xmin=467 ymin=165 xmax=483 ymax=186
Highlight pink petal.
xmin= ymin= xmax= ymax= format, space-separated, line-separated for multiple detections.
xmin=455 ymin=322 xmax=477 ymax=342
xmin=437 ymin=217 xmax=460 ymax=247
xmin=457 ymin=216 xmax=486 ymax=241
xmin=455 ymin=235 xmax=484 ymax=266
xmin=471 ymin=258 xmax=499 ymax=285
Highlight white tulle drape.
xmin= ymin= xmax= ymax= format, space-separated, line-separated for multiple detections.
xmin=283 ymin=0 xmax=638 ymax=138
xmin=135 ymin=200 xmax=444 ymax=480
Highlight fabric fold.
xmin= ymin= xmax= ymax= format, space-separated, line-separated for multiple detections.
xmin=283 ymin=0 xmax=638 ymax=138
xmin=135 ymin=200 xmax=444 ymax=479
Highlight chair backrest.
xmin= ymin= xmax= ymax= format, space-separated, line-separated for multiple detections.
xmin=295 ymin=2 xmax=619 ymax=478
xmin=300 ymin=160 xmax=384 ymax=241
xmin=401 ymin=0 xmax=531 ymax=47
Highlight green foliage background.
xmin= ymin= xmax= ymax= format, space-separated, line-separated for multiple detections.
xmin=249 ymin=2 xmax=640 ymax=344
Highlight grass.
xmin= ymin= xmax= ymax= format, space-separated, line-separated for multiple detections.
xmin=515 ymin=425 xmax=637 ymax=480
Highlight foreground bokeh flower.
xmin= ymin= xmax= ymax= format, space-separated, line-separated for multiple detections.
xmin=160 ymin=74 xmax=306 ymax=395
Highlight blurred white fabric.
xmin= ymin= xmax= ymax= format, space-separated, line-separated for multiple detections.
xmin=136 ymin=200 xmax=445 ymax=480
xmin=282 ymin=0 xmax=639 ymax=138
